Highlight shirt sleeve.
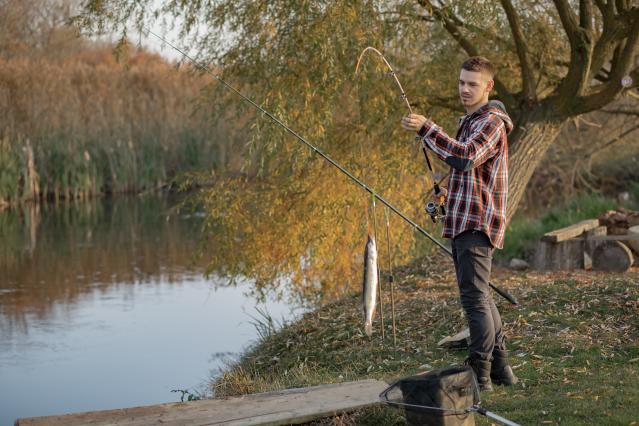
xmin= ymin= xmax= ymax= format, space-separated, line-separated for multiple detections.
xmin=418 ymin=115 xmax=504 ymax=171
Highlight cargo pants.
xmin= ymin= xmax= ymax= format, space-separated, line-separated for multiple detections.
xmin=451 ymin=229 xmax=505 ymax=361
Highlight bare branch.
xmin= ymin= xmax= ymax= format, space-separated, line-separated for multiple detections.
xmin=584 ymin=120 xmax=639 ymax=157
xmin=590 ymin=7 xmax=639 ymax=86
xmin=600 ymin=107 xmax=639 ymax=115
xmin=580 ymin=0 xmax=594 ymax=31
xmin=417 ymin=0 xmax=517 ymax=110
xmin=499 ymin=0 xmax=536 ymax=101
xmin=553 ymin=0 xmax=580 ymax=46
xmin=575 ymin=12 xmax=639 ymax=113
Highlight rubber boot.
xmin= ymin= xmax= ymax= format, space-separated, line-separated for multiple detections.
xmin=491 ymin=346 xmax=519 ymax=386
xmin=465 ymin=357 xmax=493 ymax=392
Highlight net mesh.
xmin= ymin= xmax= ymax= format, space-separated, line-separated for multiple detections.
xmin=380 ymin=366 xmax=481 ymax=426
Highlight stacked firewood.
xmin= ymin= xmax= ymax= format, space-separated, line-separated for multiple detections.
xmin=598 ymin=208 xmax=639 ymax=266
xmin=598 ymin=208 xmax=639 ymax=235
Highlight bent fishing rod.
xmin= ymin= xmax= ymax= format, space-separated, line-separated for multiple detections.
xmin=146 ymin=29 xmax=517 ymax=305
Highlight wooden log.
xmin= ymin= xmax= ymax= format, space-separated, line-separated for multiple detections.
xmin=533 ymin=238 xmax=585 ymax=271
xmin=541 ymin=219 xmax=600 ymax=243
xmin=592 ymin=241 xmax=634 ymax=273
xmin=14 ymin=380 xmax=388 ymax=426
xmin=627 ymin=225 xmax=639 ymax=253
xmin=583 ymin=226 xmax=608 ymax=270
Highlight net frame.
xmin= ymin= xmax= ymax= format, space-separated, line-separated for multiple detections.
xmin=379 ymin=366 xmax=522 ymax=426
xmin=379 ymin=366 xmax=482 ymax=417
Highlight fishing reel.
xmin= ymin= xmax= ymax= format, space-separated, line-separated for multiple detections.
xmin=425 ymin=201 xmax=446 ymax=223
xmin=425 ymin=184 xmax=447 ymax=223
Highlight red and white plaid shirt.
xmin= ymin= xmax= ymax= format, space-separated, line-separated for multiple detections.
xmin=418 ymin=101 xmax=513 ymax=249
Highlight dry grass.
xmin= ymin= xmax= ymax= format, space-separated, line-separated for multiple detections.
xmin=0 ymin=43 xmax=222 ymax=204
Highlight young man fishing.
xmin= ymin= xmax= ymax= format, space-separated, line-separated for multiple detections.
xmin=401 ymin=56 xmax=517 ymax=392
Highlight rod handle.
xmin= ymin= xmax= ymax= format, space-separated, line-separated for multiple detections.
xmin=489 ymin=282 xmax=518 ymax=305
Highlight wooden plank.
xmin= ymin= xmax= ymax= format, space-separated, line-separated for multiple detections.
xmin=541 ymin=219 xmax=600 ymax=243
xmin=14 ymin=380 xmax=387 ymax=426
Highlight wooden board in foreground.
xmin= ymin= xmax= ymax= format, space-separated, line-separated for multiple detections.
xmin=15 ymin=380 xmax=388 ymax=426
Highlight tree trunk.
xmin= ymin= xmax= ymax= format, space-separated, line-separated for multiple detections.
xmin=506 ymin=110 xmax=565 ymax=222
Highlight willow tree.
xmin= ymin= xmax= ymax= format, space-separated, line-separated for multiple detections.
xmin=417 ymin=0 xmax=639 ymax=220
xmin=74 ymin=0 xmax=639 ymax=300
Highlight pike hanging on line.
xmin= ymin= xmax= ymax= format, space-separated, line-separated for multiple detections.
xmin=361 ymin=234 xmax=378 ymax=337
xmin=143 ymin=29 xmax=517 ymax=306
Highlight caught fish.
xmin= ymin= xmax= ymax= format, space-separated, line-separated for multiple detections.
xmin=362 ymin=234 xmax=378 ymax=336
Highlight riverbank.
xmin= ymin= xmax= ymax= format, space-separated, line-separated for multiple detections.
xmin=212 ymin=253 xmax=639 ymax=425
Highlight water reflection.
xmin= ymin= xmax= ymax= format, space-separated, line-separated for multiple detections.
xmin=1 ymin=197 xmax=202 ymax=334
xmin=0 ymin=196 xmax=300 ymax=424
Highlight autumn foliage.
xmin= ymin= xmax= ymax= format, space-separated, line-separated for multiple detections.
xmin=0 ymin=33 xmax=221 ymax=204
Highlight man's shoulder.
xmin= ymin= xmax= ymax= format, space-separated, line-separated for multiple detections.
xmin=467 ymin=112 xmax=507 ymax=132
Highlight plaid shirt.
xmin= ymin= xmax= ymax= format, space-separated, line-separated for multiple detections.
xmin=418 ymin=101 xmax=513 ymax=249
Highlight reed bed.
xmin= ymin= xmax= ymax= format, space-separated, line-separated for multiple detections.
xmin=0 ymin=45 xmax=221 ymax=205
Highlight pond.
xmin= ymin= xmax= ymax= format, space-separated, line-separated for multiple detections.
xmin=0 ymin=195 xmax=302 ymax=425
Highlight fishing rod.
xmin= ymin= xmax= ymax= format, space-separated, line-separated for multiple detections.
xmin=355 ymin=47 xmax=445 ymax=223
xmin=146 ymin=29 xmax=517 ymax=305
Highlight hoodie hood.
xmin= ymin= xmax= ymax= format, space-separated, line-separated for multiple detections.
xmin=482 ymin=100 xmax=513 ymax=134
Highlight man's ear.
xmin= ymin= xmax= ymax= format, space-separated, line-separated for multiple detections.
xmin=486 ymin=79 xmax=494 ymax=93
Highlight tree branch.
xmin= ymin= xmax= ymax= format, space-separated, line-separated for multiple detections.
xmin=589 ymin=6 xmax=639 ymax=87
xmin=417 ymin=0 xmax=517 ymax=110
xmin=553 ymin=0 xmax=580 ymax=46
xmin=600 ymin=107 xmax=639 ymax=115
xmin=499 ymin=0 xmax=536 ymax=102
xmin=575 ymin=11 xmax=639 ymax=113
xmin=583 ymin=120 xmax=639 ymax=157
xmin=579 ymin=0 xmax=594 ymax=31
xmin=552 ymin=0 xmax=600 ymax=114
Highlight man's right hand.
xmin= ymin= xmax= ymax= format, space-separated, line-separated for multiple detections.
xmin=432 ymin=186 xmax=448 ymax=200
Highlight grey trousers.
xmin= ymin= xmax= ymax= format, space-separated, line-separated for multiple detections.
xmin=451 ymin=229 xmax=505 ymax=361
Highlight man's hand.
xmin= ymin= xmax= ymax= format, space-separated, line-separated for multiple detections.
xmin=401 ymin=113 xmax=428 ymax=132
xmin=432 ymin=186 xmax=448 ymax=200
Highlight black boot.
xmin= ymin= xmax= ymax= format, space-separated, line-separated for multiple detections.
xmin=465 ymin=356 xmax=493 ymax=392
xmin=491 ymin=346 xmax=518 ymax=386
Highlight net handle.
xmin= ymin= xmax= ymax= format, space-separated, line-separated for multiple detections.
xmin=471 ymin=406 xmax=522 ymax=426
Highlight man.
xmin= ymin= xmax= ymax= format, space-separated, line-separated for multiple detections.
xmin=401 ymin=56 xmax=517 ymax=392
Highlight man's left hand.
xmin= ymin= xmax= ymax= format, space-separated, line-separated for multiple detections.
xmin=401 ymin=113 xmax=428 ymax=132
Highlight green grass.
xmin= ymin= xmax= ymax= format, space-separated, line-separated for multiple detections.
xmin=500 ymin=193 xmax=618 ymax=260
xmin=210 ymin=257 xmax=639 ymax=425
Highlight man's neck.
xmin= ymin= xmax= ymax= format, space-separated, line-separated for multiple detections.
xmin=465 ymin=99 xmax=489 ymax=115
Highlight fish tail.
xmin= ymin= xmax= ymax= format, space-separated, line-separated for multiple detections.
xmin=364 ymin=321 xmax=373 ymax=337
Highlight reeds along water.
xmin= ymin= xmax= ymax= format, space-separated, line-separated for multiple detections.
xmin=0 ymin=45 xmax=223 ymax=205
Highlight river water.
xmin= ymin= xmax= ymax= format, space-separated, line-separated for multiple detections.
xmin=0 ymin=195 xmax=301 ymax=425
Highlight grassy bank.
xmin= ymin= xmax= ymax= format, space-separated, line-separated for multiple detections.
xmin=212 ymin=254 xmax=638 ymax=425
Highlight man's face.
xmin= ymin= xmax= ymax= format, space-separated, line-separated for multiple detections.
xmin=458 ymin=69 xmax=493 ymax=109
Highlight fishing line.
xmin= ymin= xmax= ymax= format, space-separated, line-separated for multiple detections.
xmin=384 ymin=206 xmax=397 ymax=347
xmin=358 ymin=133 xmax=385 ymax=339
xmin=145 ymin=29 xmax=517 ymax=305
xmin=370 ymin=193 xmax=385 ymax=339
